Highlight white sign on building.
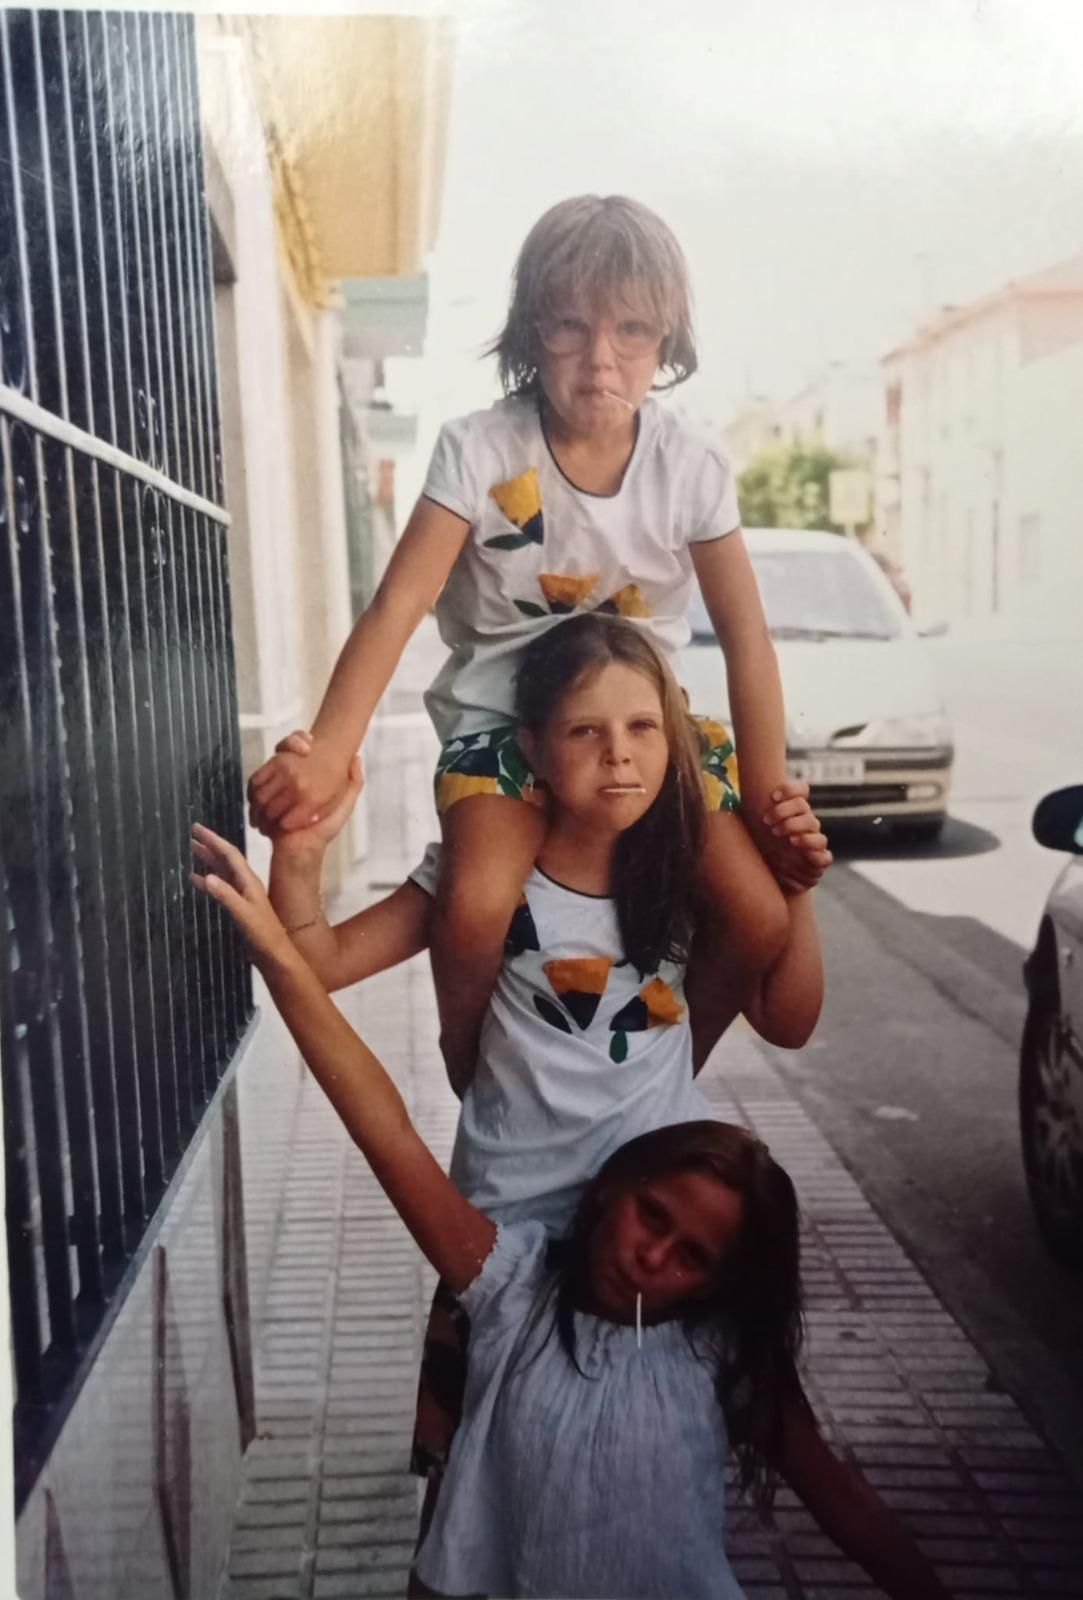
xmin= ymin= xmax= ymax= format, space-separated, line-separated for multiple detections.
xmin=829 ymin=467 xmax=871 ymax=528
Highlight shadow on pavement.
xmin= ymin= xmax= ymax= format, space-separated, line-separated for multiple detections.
xmin=826 ymin=813 xmax=1000 ymax=862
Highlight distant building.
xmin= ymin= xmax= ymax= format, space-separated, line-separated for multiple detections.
xmin=879 ymin=256 xmax=1083 ymax=634
xmin=723 ymin=362 xmax=882 ymax=477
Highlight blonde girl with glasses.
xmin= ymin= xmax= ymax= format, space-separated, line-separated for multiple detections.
xmin=248 ymin=194 xmax=831 ymax=1095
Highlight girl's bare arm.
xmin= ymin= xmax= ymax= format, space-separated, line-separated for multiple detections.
xmin=690 ymin=784 xmax=825 ymax=1067
xmin=270 ymin=846 xmax=432 ymax=991
xmin=777 ymin=1397 xmax=951 ymax=1600
xmin=263 ymin=755 xmax=432 ymax=990
xmin=690 ymin=530 xmax=787 ymax=822
xmin=691 ymin=534 xmax=826 ymax=892
xmin=193 ymin=826 xmax=496 ymax=1291
xmin=249 ymin=496 xmax=471 ymax=833
xmin=740 ymin=894 xmax=823 ymax=1048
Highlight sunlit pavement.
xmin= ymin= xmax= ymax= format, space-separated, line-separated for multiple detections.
xmin=218 ymin=630 xmax=1083 ymax=1599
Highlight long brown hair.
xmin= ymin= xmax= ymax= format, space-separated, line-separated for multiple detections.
xmin=516 ymin=614 xmax=706 ymax=976
xmin=552 ymin=1121 xmax=806 ymax=1511
xmin=489 ymin=195 xmax=698 ymax=397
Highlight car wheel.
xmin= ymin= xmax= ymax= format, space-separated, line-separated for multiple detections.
xmin=1019 ymin=971 xmax=1083 ymax=1268
xmin=895 ymin=818 xmax=945 ymax=844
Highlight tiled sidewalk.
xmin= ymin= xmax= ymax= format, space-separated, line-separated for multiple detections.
xmin=220 ymin=712 xmax=1083 ymax=1600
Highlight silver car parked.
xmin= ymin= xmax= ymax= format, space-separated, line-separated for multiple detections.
xmin=679 ymin=527 xmax=954 ymax=839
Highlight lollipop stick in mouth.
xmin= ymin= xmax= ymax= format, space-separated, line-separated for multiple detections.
xmin=599 ymin=388 xmax=636 ymax=412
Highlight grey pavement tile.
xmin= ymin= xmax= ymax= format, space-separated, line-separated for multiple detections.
xmin=878 ymin=1488 xmax=982 ymax=1513
xmin=231 ymin=1524 xmax=311 ymax=1552
xmin=318 ymin=1496 xmax=417 ymax=1525
xmin=1030 ymin=1574 xmax=1083 ymax=1596
xmin=316 ymin=1540 xmax=417 ymax=1571
xmin=245 ymin=1454 xmax=315 ymax=1481
xmin=229 ymin=1548 xmax=306 ymax=1579
xmin=906 ymin=1512 xmax=993 ymax=1536
xmin=324 ymin=1407 xmax=415 ymax=1433
xmin=1015 ymin=1540 xmax=1083 ymax=1566
xmin=320 ymin=1472 xmax=414 ymax=1500
xmin=799 ymin=1591 xmax=883 ymax=1600
xmin=233 ymin=1503 xmax=310 ymax=1531
xmin=241 ymin=1479 xmax=312 ymax=1505
xmin=918 ymin=1536 xmax=1009 ymax=1562
xmin=938 ymin=1566 xmax=1022 ymax=1592
xmin=313 ymin=1576 xmax=408 ymax=1599
xmin=1002 ymin=1516 xmax=1083 ymax=1539
xmin=255 ymin=1420 xmax=317 ymax=1441
xmin=222 ymin=1581 xmax=303 ymax=1600
xmin=317 ymin=1517 xmax=418 ymax=1551
xmin=730 ymin=1556 xmax=784 ymax=1582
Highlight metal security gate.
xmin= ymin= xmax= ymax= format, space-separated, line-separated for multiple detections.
xmin=0 ymin=9 xmax=251 ymax=1503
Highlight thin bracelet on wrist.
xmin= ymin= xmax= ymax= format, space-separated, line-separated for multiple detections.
xmin=285 ymin=903 xmax=324 ymax=935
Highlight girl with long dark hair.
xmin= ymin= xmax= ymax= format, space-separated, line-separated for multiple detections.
xmin=190 ymin=827 xmax=947 ymax=1599
xmin=265 ymin=614 xmax=824 ymax=1236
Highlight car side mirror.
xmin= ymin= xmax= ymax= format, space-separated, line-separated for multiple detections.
xmin=1032 ymin=785 xmax=1083 ymax=854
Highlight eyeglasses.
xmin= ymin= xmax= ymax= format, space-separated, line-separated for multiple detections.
xmin=536 ymin=313 xmax=665 ymax=360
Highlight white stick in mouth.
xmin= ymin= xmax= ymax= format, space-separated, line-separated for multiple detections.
xmin=635 ymin=1291 xmax=642 ymax=1349
xmin=599 ymin=388 xmax=636 ymax=412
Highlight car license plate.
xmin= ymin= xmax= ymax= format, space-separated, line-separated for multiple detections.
xmin=788 ymin=755 xmax=866 ymax=785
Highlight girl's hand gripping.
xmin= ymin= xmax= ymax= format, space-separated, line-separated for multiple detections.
xmin=270 ymin=749 xmax=364 ymax=858
xmin=247 ymin=730 xmax=361 ymax=837
xmin=761 ymin=780 xmax=832 ymax=896
xmin=191 ymin=825 xmax=295 ymax=968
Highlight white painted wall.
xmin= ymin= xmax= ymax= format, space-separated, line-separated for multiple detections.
xmin=884 ymin=300 xmax=1083 ymax=637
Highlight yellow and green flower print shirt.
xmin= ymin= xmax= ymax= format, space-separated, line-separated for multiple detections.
xmin=409 ymin=843 xmax=712 ymax=1236
xmin=420 ymin=395 xmax=741 ymax=743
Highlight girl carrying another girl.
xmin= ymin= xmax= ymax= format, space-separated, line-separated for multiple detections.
xmin=247 ymin=193 xmax=831 ymax=1095
xmin=194 ymin=622 xmax=945 ymax=1597
xmin=265 ymin=614 xmax=824 ymax=1240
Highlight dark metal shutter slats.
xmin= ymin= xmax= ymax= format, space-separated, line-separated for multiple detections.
xmin=1 ymin=8 xmax=253 ymax=1503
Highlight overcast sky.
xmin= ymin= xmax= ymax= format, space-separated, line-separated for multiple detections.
xmin=387 ymin=0 xmax=1083 ymax=497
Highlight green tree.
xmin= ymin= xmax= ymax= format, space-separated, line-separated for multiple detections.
xmin=737 ymin=442 xmax=856 ymax=534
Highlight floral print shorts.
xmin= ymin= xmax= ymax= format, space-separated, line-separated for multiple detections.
xmin=434 ymin=716 xmax=740 ymax=816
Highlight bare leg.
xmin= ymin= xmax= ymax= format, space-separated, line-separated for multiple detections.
xmin=431 ymin=794 xmax=547 ymax=1096
xmin=686 ymin=809 xmax=790 ymax=1073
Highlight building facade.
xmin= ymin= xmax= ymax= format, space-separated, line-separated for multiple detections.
xmin=722 ymin=362 xmax=882 ymax=477
xmin=879 ymin=257 xmax=1083 ymax=636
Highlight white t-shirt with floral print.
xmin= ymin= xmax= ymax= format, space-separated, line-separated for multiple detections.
xmin=410 ymin=843 xmax=711 ymax=1235
xmin=420 ymin=394 xmax=741 ymax=743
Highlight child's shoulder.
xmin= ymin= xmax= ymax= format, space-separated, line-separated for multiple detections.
xmin=437 ymin=394 xmax=539 ymax=453
xmin=644 ymin=399 xmax=734 ymax=477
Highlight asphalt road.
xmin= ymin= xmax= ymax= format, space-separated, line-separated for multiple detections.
xmin=782 ymin=630 xmax=1083 ymax=1489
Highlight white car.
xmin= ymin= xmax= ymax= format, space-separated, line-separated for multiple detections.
xmin=679 ymin=527 xmax=954 ymax=839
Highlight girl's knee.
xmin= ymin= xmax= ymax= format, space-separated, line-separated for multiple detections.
xmin=434 ymin=854 xmax=527 ymax=948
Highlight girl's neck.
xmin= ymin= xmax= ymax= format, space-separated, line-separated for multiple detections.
xmin=540 ymin=398 xmax=639 ymax=497
xmin=536 ymin=813 xmax=619 ymax=896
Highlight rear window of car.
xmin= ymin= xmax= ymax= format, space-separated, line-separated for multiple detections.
xmin=689 ymin=544 xmax=904 ymax=642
